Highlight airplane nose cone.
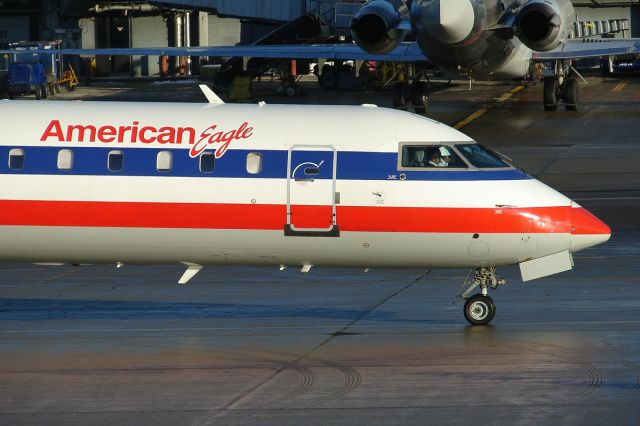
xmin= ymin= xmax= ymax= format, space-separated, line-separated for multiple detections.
xmin=570 ymin=202 xmax=611 ymax=252
xmin=419 ymin=0 xmax=475 ymax=44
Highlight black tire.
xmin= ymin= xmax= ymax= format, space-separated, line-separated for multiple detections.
xmin=393 ymin=82 xmax=408 ymax=111
xmin=543 ymin=78 xmax=558 ymax=111
xmin=318 ymin=67 xmax=337 ymax=90
xmin=285 ymin=84 xmax=299 ymax=97
xmin=66 ymin=82 xmax=76 ymax=92
xmin=464 ymin=294 xmax=496 ymax=326
xmin=410 ymin=81 xmax=429 ymax=114
xmin=8 ymin=92 xmax=14 ymax=100
xmin=564 ymin=78 xmax=579 ymax=111
xmin=34 ymin=85 xmax=41 ymax=100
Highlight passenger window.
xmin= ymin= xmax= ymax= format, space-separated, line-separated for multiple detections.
xmin=108 ymin=150 xmax=124 ymax=172
xmin=401 ymin=144 xmax=466 ymax=169
xmin=57 ymin=149 xmax=73 ymax=170
xmin=9 ymin=149 xmax=24 ymax=170
xmin=246 ymin=152 xmax=262 ymax=174
xmin=156 ymin=151 xmax=173 ymax=172
xmin=200 ymin=152 xmax=215 ymax=173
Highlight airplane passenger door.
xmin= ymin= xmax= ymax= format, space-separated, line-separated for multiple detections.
xmin=285 ymin=145 xmax=339 ymax=237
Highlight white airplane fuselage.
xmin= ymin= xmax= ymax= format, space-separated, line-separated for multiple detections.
xmin=411 ymin=0 xmax=575 ymax=79
xmin=353 ymin=0 xmax=576 ymax=79
xmin=0 ymin=101 xmax=609 ymax=279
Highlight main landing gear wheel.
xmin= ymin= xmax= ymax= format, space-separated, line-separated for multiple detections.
xmin=543 ymin=78 xmax=558 ymax=111
xmin=543 ymin=60 xmax=581 ymax=112
xmin=564 ymin=78 xmax=578 ymax=111
xmin=392 ymin=82 xmax=408 ymax=111
xmin=318 ymin=66 xmax=338 ymax=90
xmin=393 ymin=81 xmax=430 ymax=114
xmin=464 ymin=294 xmax=496 ymax=326
xmin=410 ymin=81 xmax=429 ymax=115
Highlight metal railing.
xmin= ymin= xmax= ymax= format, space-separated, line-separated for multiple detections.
xmin=571 ymin=19 xmax=630 ymax=38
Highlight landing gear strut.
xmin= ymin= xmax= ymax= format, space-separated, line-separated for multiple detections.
xmin=458 ymin=267 xmax=507 ymax=325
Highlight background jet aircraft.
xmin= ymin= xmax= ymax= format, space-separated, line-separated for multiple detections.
xmin=3 ymin=0 xmax=639 ymax=111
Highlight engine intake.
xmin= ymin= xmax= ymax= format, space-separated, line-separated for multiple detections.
xmin=351 ymin=0 xmax=409 ymax=54
xmin=514 ymin=0 xmax=574 ymax=52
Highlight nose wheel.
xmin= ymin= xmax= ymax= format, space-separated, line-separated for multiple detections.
xmin=458 ymin=267 xmax=506 ymax=326
xmin=464 ymin=294 xmax=496 ymax=325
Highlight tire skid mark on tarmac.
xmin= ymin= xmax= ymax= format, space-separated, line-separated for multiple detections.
xmin=501 ymin=340 xmax=606 ymax=425
xmin=518 ymin=340 xmax=604 ymax=402
xmin=621 ymin=362 xmax=640 ymax=391
xmin=276 ymin=361 xmax=362 ymax=407
xmin=280 ymin=364 xmax=317 ymax=401
xmin=247 ymin=350 xmax=362 ymax=407
xmin=567 ymin=358 xmax=604 ymax=403
xmin=306 ymin=361 xmax=362 ymax=407
xmin=505 ymin=340 xmax=604 ymax=407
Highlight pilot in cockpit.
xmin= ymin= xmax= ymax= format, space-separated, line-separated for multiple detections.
xmin=429 ymin=146 xmax=451 ymax=167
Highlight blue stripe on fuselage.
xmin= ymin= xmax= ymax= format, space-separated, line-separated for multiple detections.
xmin=0 ymin=146 xmax=531 ymax=181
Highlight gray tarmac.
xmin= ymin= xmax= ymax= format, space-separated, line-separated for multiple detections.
xmin=1 ymin=74 xmax=640 ymax=425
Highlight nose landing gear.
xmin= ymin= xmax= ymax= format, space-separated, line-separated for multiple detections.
xmin=458 ymin=267 xmax=507 ymax=325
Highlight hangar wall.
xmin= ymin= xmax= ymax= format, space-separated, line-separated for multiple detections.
xmin=208 ymin=14 xmax=241 ymax=47
xmin=131 ymin=16 xmax=168 ymax=77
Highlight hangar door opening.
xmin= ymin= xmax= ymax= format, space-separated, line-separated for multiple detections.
xmin=95 ymin=15 xmax=131 ymax=75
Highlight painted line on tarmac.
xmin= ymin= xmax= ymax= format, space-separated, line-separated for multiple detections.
xmin=454 ymin=85 xmax=525 ymax=129
xmin=613 ymin=81 xmax=628 ymax=92
xmin=453 ymin=108 xmax=488 ymax=129
xmin=499 ymin=84 xmax=526 ymax=101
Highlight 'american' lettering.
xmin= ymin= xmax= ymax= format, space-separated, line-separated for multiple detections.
xmin=40 ymin=119 xmax=254 ymax=158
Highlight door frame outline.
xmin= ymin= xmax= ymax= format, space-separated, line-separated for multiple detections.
xmin=285 ymin=144 xmax=340 ymax=237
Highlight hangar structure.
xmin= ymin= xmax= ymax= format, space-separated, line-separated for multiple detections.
xmin=0 ymin=0 xmax=639 ymax=78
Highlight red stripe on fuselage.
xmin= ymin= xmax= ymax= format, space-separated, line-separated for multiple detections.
xmin=0 ymin=200 xmax=582 ymax=234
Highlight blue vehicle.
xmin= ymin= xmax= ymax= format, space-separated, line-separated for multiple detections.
xmin=601 ymin=55 xmax=640 ymax=75
xmin=7 ymin=41 xmax=62 ymax=100
xmin=0 ymin=51 xmax=7 ymax=98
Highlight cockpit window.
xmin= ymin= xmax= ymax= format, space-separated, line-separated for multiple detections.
xmin=455 ymin=144 xmax=510 ymax=168
xmin=401 ymin=145 xmax=467 ymax=169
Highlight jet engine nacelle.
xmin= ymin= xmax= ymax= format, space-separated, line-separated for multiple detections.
xmin=350 ymin=0 xmax=410 ymax=54
xmin=514 ymin=0 xmax=575 ymax=52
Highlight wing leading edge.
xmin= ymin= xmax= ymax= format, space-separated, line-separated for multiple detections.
xmin=533 ymin=38 xmax=640 ymax=60
xmin=0 ymin=42 xmax=428 ymax=62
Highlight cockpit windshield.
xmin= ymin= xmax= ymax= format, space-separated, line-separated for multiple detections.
xmin=455 ymin=144 xmax=511 ymax=168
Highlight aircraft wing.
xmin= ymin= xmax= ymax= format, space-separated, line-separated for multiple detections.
xmin=533 ymin=38 xmax=640 ymax=60
xmin=0 ymin=42 xmax=428 ymax=62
